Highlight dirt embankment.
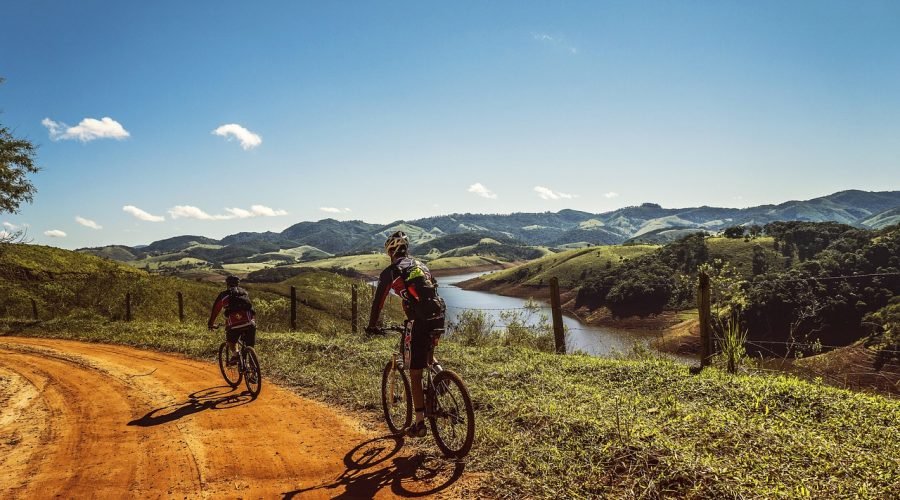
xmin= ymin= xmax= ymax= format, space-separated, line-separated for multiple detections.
xmin=0 ymin=337 xmax=478 ymax=498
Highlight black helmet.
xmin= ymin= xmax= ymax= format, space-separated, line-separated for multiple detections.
xmin=225 ymin=275 xmax=240 ymax=287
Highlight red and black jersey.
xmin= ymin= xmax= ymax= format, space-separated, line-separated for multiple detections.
xmin=368 ymin=256 xmax=442 ymax=327
xmin=209 ymin=287 xmax=256 ymax=330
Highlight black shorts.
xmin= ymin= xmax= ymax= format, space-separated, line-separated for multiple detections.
xmin=226 ymin=325 xmax=256 ymax=346
xmin=410 ymin=317 xmax=444 ymax=370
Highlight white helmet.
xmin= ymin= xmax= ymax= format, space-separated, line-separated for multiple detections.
xmin=384 ymin=231 xmax=409 ymax=258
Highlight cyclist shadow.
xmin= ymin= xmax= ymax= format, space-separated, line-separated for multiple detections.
xmin=282 ymin=435 xmax=465 ymax=499
xmin=127 ymin=385 xmax=253 ymax=427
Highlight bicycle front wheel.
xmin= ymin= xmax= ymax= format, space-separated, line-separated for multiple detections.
xmin=218 ymin=342 xmax=242 ymax=387
xmin=381 ymin=360 xmax=412 ymax=434
xmin=243 ymin=347 xmax=262 ymax=398
xmin=428 ymin=369 xmax=475 ymax=459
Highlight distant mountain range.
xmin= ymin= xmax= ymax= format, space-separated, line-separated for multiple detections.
xmin=79 ymin=189 xmax=900 ymax=263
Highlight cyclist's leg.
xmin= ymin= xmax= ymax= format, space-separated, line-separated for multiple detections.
xmin=225 ymin=328 xmax=241 ymax=363
xmin=244 ymin=324 xmax=257 ymax=347
xmin=408 ymin=321 xmax=432 ymax=431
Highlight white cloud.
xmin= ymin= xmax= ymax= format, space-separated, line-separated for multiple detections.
xmin=604 ymin=192 xmax=619 ymax=199
xmin=212 ymin=123 xmax=262 ymax=150
xmin=320 ymin=207 xmax=352 ymax=214
xmin=468 ymin=183 xmax=498 ymax=199
xmin=75 ymin=216 xmax=102 ymax=230
xmin=123 ymin=205 xmax=165 ymax=222
xmin=168 ymin=205 xmax=230 ymax=220
xmin=44 ymin=229 xmax=67 ymax=238
xmin=42 ymin=117 xmax=130 ymax=142
xmin=3 ymin=221 xmax=19 ymax=231
xmin=0 ymin=230 xmax=9 ymax=239
xmin=534 ymin=186 xmax=577 ymax=200
xmin=170 ymin=204 xmax=288 ymax=220
xmin=532 ymin=32 xmax=578 ymax=54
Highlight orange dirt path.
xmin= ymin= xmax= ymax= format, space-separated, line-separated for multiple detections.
xmin=0 ymin=337 xmax=471 ymax=499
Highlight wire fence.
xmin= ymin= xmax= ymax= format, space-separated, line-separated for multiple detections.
xmin=2 ymin=268 xmax=897 ymax=396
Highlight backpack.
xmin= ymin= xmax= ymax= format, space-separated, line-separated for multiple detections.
xmin=397 ymin=259 xmax=446 ymax=321
xmin=225 ymin=287 xmax=253 ymax=315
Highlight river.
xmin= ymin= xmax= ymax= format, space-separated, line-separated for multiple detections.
xmin=438 ymin=272 xmax=679 ymax=357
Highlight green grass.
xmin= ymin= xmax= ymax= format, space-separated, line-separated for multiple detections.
xmin=707 ymin=236 xmax=783 ymax=276
xmin=426 ymin=255 xmax=500 ymax=270
xmin=291 ymin=253 xmax=391 ymax=275
xmin=0 ymin=243 xmax=398 ymax=334
xmin=3 ymin=318 xmax=897 ymax=499
xmin=484 ymin=244 xmax=658 ymax=288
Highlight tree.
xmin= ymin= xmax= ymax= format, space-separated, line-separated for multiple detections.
xmin=1 ymin=78 xmax=40 ymax=215
xmin=723 ymin=226 xmax=745 ymax=239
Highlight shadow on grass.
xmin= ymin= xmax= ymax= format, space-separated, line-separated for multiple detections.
xmin=282 ymin=435 xmax=465 ymax=499
xmin=127 ymin=385 xmax=253 ymax=427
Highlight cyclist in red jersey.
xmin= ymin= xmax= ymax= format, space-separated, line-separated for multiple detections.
xmin=366 ymin=231 xmax=446 ymax=437
xmin=208 ymin=275 xmax=257 ymax=366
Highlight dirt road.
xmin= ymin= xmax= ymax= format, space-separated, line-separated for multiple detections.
xmin=0 ymin=337 xmax=470 ymax=499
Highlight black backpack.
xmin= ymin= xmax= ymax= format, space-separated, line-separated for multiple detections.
xmin=225 ymin=287 xmax=253 ymax=314
xmin=397 ymin=259 xmax=445 ymax=321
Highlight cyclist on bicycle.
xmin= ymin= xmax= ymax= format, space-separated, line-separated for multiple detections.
xmin=208 ymin=275 xmax=257 ymax=366
xmin=366 ymin=231 xmax=446 ymax=438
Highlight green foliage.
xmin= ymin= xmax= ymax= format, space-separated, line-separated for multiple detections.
xmin=717 ymin=313 xmax=748 ymax=374
xmin=448 ymin=300 xmax=557 ymax=352
xmin=0 ymin=79 xmax=40 ymax=215
xmin=723 ymin=225 xmax=746 ymax=238
xmin=575 ymin=234 xmax=707 ymax=316
xmin=486 ymin=244 xmax=657 ymax=288
xmin=864 ymin=297 xmax=900 ymax=370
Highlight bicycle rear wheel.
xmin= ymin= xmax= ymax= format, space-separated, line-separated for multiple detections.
xmin=218 ymin=342 xmax=242 ymax=387
xmin=381 ymin=360 xmax=412 ymax=434
xmin=428 ymin=369 xmax=475 ymax=459
xmin=243 ymin=347 xmax=262 ymax=398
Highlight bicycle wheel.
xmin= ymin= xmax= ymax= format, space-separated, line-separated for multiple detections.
xmin=218 ymin=342 xmax=242 ymax=387
xmin=381 ymin=360 xmax=412 ymax=434
xmin=428 ymin=369 xmax=475 ymax=459
xmin=243 ymin=347 xmax=262 ymax=398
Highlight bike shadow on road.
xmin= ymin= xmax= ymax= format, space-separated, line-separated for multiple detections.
xmin=281 ymin=434 xmax=466 ymax=499
xmin=127 ymin=385 xmax=253 ymax=427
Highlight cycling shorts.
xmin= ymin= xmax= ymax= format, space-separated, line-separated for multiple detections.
xmin=410 ymin=317 xmax=444 ymax=370
xmin=226 ymin=324 xmax=256 ymax=346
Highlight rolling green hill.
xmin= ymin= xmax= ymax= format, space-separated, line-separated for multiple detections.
xmin=0 ymin=243 xmax=376 ymax=332
xmin=480 ymin=244 xmax=659 ymax=288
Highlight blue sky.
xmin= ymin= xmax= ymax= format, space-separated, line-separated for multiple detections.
xmin=1 ymin=1 xmax=898 ymax=249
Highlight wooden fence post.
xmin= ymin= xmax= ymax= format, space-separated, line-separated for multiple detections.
xmin=30 ymin=299 xmax=38 ymax=320
xmin=351 ymin=285 xmax=359 ymax=334
xmin=125 ymin=293 xmax=132 ymax=322
xmin=177 ymin=291 xmax=184 ymax=323
xmin=290 ymin=286 xmax=297 ymax=331
xmin=698 ymin=270 xmax=712 ymax=368
xmin=549 ymin=277 xmax=566 ymax=354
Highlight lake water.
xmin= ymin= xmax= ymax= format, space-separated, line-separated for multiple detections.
xmin=437 ymin=272 xmax=680 ymax=358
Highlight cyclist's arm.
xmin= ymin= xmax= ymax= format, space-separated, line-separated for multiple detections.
xmin=208 ymin=292 xmax=228 ymax=328
xmin=367 ymin=268 xmax=393 ymax=329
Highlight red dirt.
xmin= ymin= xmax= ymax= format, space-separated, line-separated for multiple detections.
xmin=0 ymin=337 xmax=480 ymax=498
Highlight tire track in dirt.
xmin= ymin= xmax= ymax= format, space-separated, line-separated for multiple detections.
xmin=0 ymin=337 xmax=476 ymax=498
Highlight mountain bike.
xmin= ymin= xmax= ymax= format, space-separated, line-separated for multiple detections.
xmin=212 ymin=325 xmax=262 ymax=398
xmin=375 ymin=322 xmax=475 ymax=459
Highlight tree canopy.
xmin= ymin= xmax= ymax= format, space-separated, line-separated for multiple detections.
xmin=0 ymin=78 xmax=40 ymax=214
